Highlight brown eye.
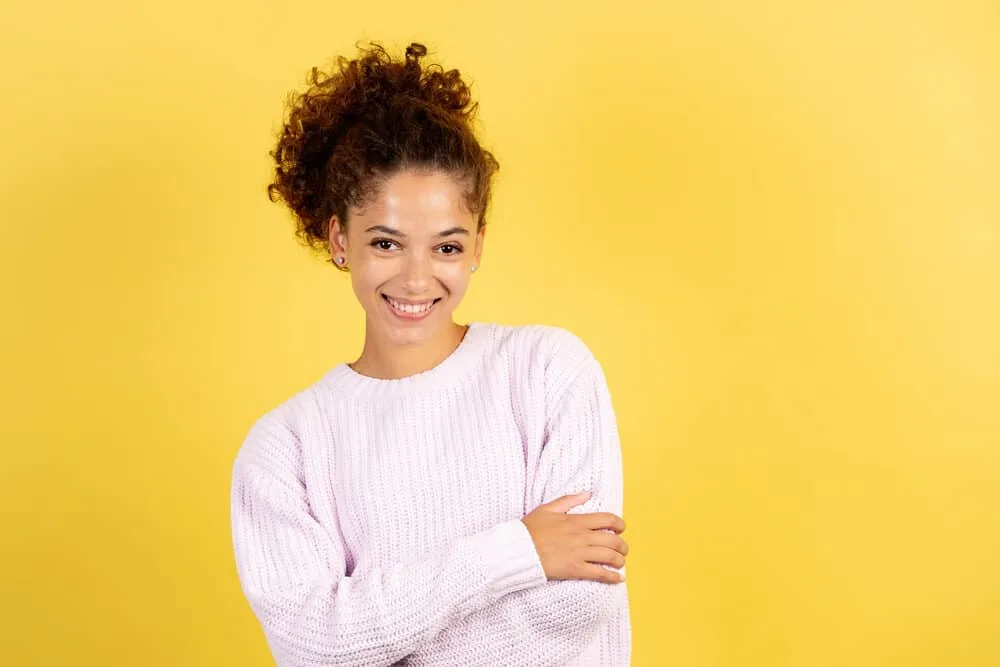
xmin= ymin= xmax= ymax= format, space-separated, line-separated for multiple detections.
xmin=438 ymin=244 xmax=462 ymax=255
xmin=371 ymin=239 xmax=398 ymax=251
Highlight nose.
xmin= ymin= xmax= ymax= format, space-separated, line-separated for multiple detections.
xmin=400 ymin=251 xmax=433 ymax=294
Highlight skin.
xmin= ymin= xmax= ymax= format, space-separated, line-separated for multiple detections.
xmin=328 ymin=167 xmax=484 ymax=380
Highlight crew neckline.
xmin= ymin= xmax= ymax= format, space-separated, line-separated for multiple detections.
xmin=320 ymin=321 xmax=491 ymax=398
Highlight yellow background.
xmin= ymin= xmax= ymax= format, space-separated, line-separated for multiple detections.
xmin=2 ymin=0 xmax=998 ymax=665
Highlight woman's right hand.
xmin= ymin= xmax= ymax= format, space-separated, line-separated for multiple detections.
xmin=520 ymin=492 xmax=628 ymax=584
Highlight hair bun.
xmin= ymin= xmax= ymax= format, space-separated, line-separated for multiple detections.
xmin=268 ymin=39 xmax=499 ymax=259
xmin=404 ymin=43 xmax=428 ymax=63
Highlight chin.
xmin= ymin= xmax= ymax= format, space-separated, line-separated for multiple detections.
xmin=371 ymin=300 xmax=452 ymax=345
xmin=384 ymin=325 xmax=433 ymax=345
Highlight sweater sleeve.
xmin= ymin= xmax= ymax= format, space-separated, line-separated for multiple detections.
xmin=230 ymin=415 xmax=549 ymax=667
xmin=404 ymin=344 xmax=631 ymax=666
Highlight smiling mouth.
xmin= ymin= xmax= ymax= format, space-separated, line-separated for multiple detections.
xmin=382 ymin=294 xmax=442 ymax=316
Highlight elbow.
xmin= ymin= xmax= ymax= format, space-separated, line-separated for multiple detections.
xmin=248 ymin=591 xmax=337 ymax=666
xmin=244 ymin=587 xmax=358 ymax=667
xmin=550 ymin=577 xmax=629 ymax=632
xmin=243 ymin=583 xmax=410 ymax=667
xmin=587 ymin=578 xmax=629 ymax=627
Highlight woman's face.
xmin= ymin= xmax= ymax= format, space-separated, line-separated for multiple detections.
xmin=329 ymin=168 xmax=484 ymax=347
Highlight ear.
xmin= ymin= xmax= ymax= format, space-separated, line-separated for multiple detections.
xmin=473 ymin=225 xmax=486 ymax=267
xmin=329 ymin=216 xmax=348 ymax=256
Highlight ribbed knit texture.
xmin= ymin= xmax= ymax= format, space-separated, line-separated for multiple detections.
xmin=230 ymin=322 xmax=632 ymax=666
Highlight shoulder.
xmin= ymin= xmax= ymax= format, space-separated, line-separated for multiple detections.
xmin=232 ymin=384 xmax=324 ymax=478
xmin=485 ymin=321 xmax=594 ymax=364
xmin=481 ymin=321 xmax=601 ymax=394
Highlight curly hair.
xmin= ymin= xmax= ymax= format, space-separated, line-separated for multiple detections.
xmin=266 ymin=40 xmax=500 ymax=267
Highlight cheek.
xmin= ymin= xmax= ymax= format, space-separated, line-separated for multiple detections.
xmin=439 ymin=264 xmax=471 ymax=293
xmin=440 ymin=271 xmax=469 ymax=299
xmin=347 ymin=263 xmax=384 ymax=300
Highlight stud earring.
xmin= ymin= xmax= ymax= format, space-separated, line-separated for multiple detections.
xmin=471 ymin=265 xmax=478 ymax=273
xmin=335 ymin=256 xmax=345 ymax=266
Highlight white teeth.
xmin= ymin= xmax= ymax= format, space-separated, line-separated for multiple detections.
xmin=387 ymin=297 xmax=434 ymax=314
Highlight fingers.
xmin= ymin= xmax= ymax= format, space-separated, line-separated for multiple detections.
xmin=577 ymin=511 xmax=626 ymax=534
xmin=589 ymin=530 xmax=628 ymax=556
xmin=523 ymin=499 xmax=631 ymax=585
xmin=576 ymin=562 xmax=626 ymax=584
xmin=539 ymin=492 xmax=592 ymax=514
xmin=581 ymin=546 xmax=627 ymax=569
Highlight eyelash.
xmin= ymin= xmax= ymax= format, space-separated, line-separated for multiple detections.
xmin=370 ymin=238 xmax=463 ymax=255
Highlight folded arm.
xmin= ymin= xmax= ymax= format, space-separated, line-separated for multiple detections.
xmin=230 ymin=415 xmax=549 ymax=667
xmin=405 ymin=337 xmax=631 ymax=666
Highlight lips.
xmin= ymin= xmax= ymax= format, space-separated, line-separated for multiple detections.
xmin=382 ymin=294 xmax=442 ymax=319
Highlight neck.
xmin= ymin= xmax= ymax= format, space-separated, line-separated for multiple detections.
xmin=350 ymin=321 xmax=468 ymax=380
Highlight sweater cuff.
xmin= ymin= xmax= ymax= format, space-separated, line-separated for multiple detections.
xmin=466 ymin=518 xmax=548 ymax=599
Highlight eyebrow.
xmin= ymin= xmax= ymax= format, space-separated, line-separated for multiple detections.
xmin=363 ymin=224 xmax=470 ymax=239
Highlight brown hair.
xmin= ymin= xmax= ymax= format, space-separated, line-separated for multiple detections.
xmin=266 ymin=41 xmax=499 ymax=267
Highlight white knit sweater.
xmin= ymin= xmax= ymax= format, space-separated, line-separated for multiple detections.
xmin=230 ymin=321 xmax=632 ymax=666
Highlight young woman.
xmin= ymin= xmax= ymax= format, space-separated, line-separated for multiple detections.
xmin=230 ymin=41 xmax=632 ymax=666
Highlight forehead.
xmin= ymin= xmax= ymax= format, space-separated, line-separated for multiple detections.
xmin=354 ymin=169 xmax=475 ymax=232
